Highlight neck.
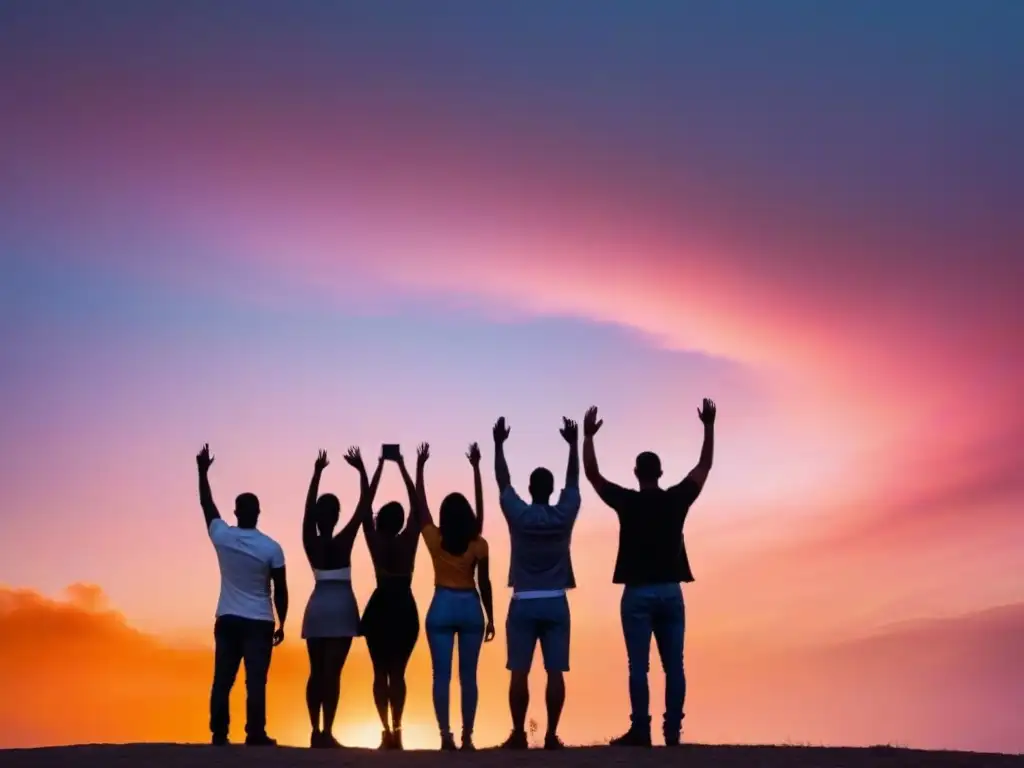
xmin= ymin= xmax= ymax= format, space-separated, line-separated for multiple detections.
xmin=637 ymin=481 xmax=660 ymax=491
xmin=530 ymin=495 xmax=551 ymax=505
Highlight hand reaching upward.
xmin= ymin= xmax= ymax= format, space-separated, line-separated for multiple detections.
xmin=583 ymin=406 xmax=603 ymax=438
xmin=314 ymin=449 xmax=329 ymax=472
xmin=196 ymin=443 xmax=215 ymax=472
xmin=467 ymin=442 xmax=481 ymax=466
xmin=416 ymin=442 xmax=430 ymax=466
xmin=698 ymin=398 xmax=717 ymax=426
xmin=559 ymin=417 xmax=578 ymax=443
xmin=343 ymin=446 xmax=364 ymax=471
xmin=493 ymin=417 xmax=510 ymax=445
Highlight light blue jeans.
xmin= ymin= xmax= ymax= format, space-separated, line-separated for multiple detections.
xmin=425 ymin=587 xmax=485 ymax=737
xmin=621 ymin=583 xmax=685 ymax=739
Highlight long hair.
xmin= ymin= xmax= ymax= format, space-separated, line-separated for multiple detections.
xmin=375 ymin=501 xmax=405 ymax=539
xmin=439 ymin=492 xmax=476 ymax=556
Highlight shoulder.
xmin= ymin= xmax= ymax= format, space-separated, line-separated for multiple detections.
xmin=500 ymin=485 xmax=527 ymax=509
xmin=208 ymin=518 xmax=232 ymax=543
xmin=473 ymin=536 xmax=489 ymax=557
xmin=256 ymin=531 xmax=286 ymax=565
xmin=422 ymin=523 xmax=441 ymax=546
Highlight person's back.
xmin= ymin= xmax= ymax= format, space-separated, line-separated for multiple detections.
xmin=582 ymin=402 xmax=715 ymax=748
xmin=504 ymin=485 xmax=579 ymax=593
xmin=211 ymin=521 xmax=283 ymax=622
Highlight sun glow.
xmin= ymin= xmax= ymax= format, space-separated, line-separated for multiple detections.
xmin=285 ymin=720 xmax=438 ymax=751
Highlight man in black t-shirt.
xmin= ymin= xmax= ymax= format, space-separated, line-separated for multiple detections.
xmin=582 ymin=400 xmax=716 ymax=747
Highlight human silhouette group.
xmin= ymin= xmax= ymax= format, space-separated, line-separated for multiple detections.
xmin=197 ymin=400 xmax=716 ymax=750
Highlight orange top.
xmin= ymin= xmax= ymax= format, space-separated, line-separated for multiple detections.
xmin=421 ymin=524 xmax=488 ymax=589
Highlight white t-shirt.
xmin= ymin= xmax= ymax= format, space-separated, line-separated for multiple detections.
xmin=209 ymin=518 xmax=286 ymax=622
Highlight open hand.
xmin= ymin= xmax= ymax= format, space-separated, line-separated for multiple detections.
xmin=466 ymin=442 xmax=481 ymax=466
xmin=559 ymin=417 xmax=578 ymax=443
xmin=343 ymin=446 xmax=364 ymax=470
xmin=583 ymin=406 xmax=603 ymax=437
xmin=416 ymin=442 xmax=430 ymax=466
xmin=196 ymin=443 xmax=215 ymax=472
xmin=314 ymin=449 xmax=329 ymax=472
xmin=698 ymin=398 xmax=717 ymax=426
xmin=273 ymin=626 xmax=285 ymax=646
xmin=492 ymin=417 xmax=510 ymax=444
xmin=484 ymin=621 xmax=495 ymax=642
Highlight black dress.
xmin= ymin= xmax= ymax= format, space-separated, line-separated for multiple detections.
xmin=360 ymin=572 xmax=420 ymax=666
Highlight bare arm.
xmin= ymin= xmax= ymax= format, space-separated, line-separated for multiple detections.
xmin=467 ymin=443 xmax=484 ymax=534
xmin=492 ymin=417 xmax=511 ymax=492
xmin=560 ymin=418 xmax=580 ymax=489
xmin=196 ymin=444 xmax=220 ymax=528
xmin=270 ymin=564 xmax=288 ymax=644
xmin=402 ymin=444 xmax=433 ymax=529
xmin=477 ymin=556 xmax=495 ymax=640
xmin=303 ymin=451 xmax=328 ymax=557
xmin=677 ymin=399 xmax=716 ymax=494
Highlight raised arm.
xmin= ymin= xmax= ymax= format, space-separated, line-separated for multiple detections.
xmin=400 ymin=443 xmax=432 ymax=529
xmin=303 ymin=450 xmax=329 ymax=555
xmin=676 ymin=398 xmax=716 ymax=494
xmin=196 ymin=444 xmax=221 ymax=528
xmin=492 ymin=417 xmax=511 ymax=493
xmin=467 ymin=442 xmax=484 ymax=534
xmin=582 ymin=407 xmax=609 ymax=490
xmin=344 ymin=447 xmax=384 ymax=539
xmin=559 ymin=418 xmax=580 ymax=489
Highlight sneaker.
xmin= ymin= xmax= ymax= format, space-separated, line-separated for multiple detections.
xmin=378 ymin=730 xmax=394 ymax=750
xmin=610 ymin=729 xmax=651 ymax=747
xmin=461 ymin=732 xmax=476 ymax=751
xmin=500 ymin=730 xmax=529 ymax=750
xmin=211 ymin=735 xmax=229 ymax=747
xmin=244 ymin=734 xmax=278 ymax=747
xmin=440 ymin=732 xmax=458 ymax=751
xmin=544 ymin=733 xmax=565 ymax=750
xmin=392 ymin=728 xmax=404 ymax=751
xmin=664 ymin=732 xmax=682 ymax=747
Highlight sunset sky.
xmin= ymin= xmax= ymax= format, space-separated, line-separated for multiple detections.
xmin=1 ymin=0 xmax=1022 ymax=755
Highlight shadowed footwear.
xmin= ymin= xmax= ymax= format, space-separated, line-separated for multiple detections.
xmin=440 ymin=732 xmax=458 ymax=751
xmin=544 ymin=733 xmax=565 ymax=750
xmin=461 ymin=731 xmax=476 ymax=751
xmin=211 ymin=736 xmax=229 ymax=746
xmin=322 ymin=732 xmax=343 ymax=748
xmin=309 ymin=730 xmax=323 ymax=748
xmin=610 ymin=728 xmax=651 ymax=747
xmin=244 ymin=734 xmax=278 ymax=747
xmin=664 ymin=732 xmax=683 ymax=747
xmin=391 ymin=728 xmax=405 ymax=751
xmin=378 ymin=730 xmax=393 ymax=750
xmin=501 ymin=730 xmax=529 ymax=749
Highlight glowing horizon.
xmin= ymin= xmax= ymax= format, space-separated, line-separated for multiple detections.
xmin=1 ymin=1 xmax=1022 ymax=756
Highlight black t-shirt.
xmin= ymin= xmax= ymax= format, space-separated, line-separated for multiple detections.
xmin=595 ymin=478 xmax=701 ymax=585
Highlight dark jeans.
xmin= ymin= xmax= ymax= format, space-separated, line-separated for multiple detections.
xmin=620 ymin=583 xmax=685 ymax=739
xmin=210 ymin=615 xmax=275 ymax=740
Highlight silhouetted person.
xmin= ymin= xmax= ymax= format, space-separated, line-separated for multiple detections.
xmin=582 ymin=401 xmax=716 ymax=747
xmin=350 ymin=445 xmax=422 ymax=751
xmin=196 ymin=443 xmax=287 ymax=747
xmin=493 ymin=416 xmax=581 ymax=750
xmin=300 ymin=449 xmax=366 ymax=748
xmin=415 ymin=442 xmax=495 ymax=751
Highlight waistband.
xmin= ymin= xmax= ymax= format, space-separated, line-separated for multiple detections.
xmin=434 ymin=586 xmax=478 ymax=594
xmin=512 ymin=589 xmax=566 ymax=600
xmin=314 ymin=567 xmax=352 ymax=582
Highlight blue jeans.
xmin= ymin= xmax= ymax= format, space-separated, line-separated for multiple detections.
xmin=621 ymin=583 xmax=685 ymax=739
xmin=425 ymin=588 xmax=485 ymax=736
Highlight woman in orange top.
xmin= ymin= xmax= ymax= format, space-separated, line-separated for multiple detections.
xmin=411 ymin=442 xmax=495 ymax=751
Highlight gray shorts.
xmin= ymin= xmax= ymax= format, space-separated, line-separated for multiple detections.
xmin=505 ymin=594 xmax=570 ymax=673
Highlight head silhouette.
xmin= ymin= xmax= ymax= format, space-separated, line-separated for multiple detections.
xmin=234 ymin=492 xmax=261 ymax=528
xmin=315 ymin=493 xmax=340 ymax=536
xmin=634 ymin=451 xmax=663 ymax=487
xmin=375 ymin=501 xmax=406 ymax=539
xmin=528 ymin=467 xmax=555 ymax=503
xmin=439 ymin=492 xmax=476 ymax=556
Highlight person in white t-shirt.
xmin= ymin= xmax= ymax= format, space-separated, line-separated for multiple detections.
xmin=197 ymin=443 xmax=288 ymax=746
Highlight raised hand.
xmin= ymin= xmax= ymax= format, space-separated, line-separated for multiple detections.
xmin=416 ymin=442 xmax=430 ymax=466
xmin=196 ymin=443 xmax=215 ymax=472
xmin=314 ymin=449 xmax=329 ymax=472
xmin=466 ymin=442 xmax=481 ymax=466
xmin=343 ymin=446 xmax=365 ymax=470
xmin=698 ymin=398 xmax=717 ymax=426
xmin=559 ymin=417 xmax=578 ymax=443
xmin=583 ymin=406 xmax=603 ymax=437
xmin=492 ymin=417 xmax=510 ymax=445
